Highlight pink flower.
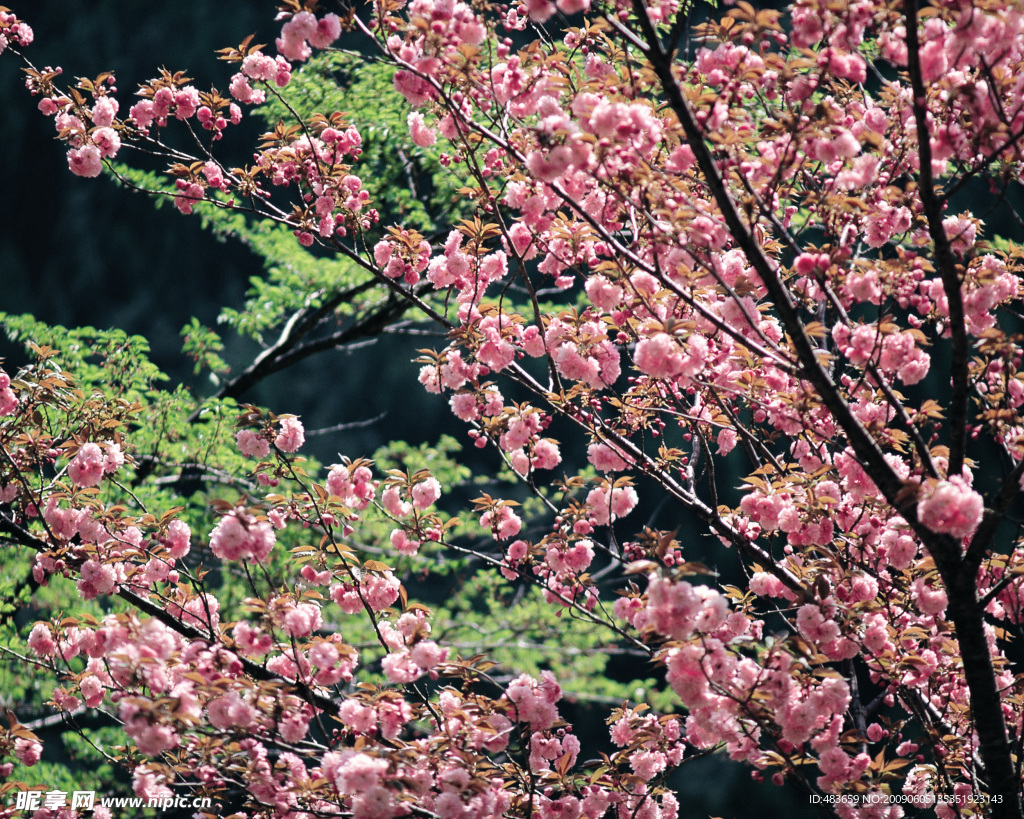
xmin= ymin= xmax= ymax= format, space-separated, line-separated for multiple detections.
xmin=14 ymin=738 xmax=41 ymax=767
xmin=393 ymin=70 xmax=435 ymax=106
xmin=229 ymin=73 xmax=266 ymax=105
xmin=338 ymin=700 xmax=376 ymax=734
xmin=68 ymin=442 xmax=106 ymax=487
xmin=409 ymin=640 xmax=447 ymax=670
xmin=91 ymin=126 xmax=121 ymax=159
xmin=382 ymin=485 xmax=413 ymax=517
xmin=67 ymin=144 xmax=103 ymax=177
xmin=282 ymin=602 xmax=323 ymax=637
xmin=27 ymin=623 xmax=56 ymax=657
xmin=586 ymin=485 xmax=638 ymax=526
xmin=716 ymin=428 xmax=738 ymax=455
xmin=309 ymin=641 xmax=340 ymax=670
xmin=917 ymin=476 xmax=983 ymax=539
xmin=172 ymin=86 xmax=200 ymax=119
xmin=129 ymin=99 xmax=156 ymax=130
xmin=912 ymin=577 xmax=949 ymax=616
xmin=126 ymin=719 xmax=178 ymax=756
xmin=335 ymin=752 xmax=389 ymax=795
xmin=526 ymin=146 xmax=573 ymax=181
xmin=232 ymin=622 xmax=273 ymax=657
xmin=646 ymin=577 xmax=728 ymax=640
xmin=480 ymin=505 xmax=522 ymax=539
xmin=309 ymin=14 xmax=342 ymax=49
xmin=210 ymin=509 xmax=276 ymax=563
xmin=208 ymin=690 xmax=256 ymax=730
xmin=236 ymin=429 xmax=270 ymax=459
xmin=631 ymin=749 xmax=668 ymax=781
xmin=242 ymin=52 xmax=277 ymax=81
xmin=80 ymin=675 xmax=105 ymax=707
xmin=91 ymin=95 xmax=119 ymax=127
xmin=382 ymin=651 xmax=423 ymax=683
xmin=918 ymin=38 xmax=949 ymax=83
xmin=164 ymin=519 xmax=191 ymax=559
xmin=408 ymin=111 xmax=437 ymax=147
xmin=277 ymin=11 xmax=316 ymax=61
xmin=411 ymin=477 xmax=441 ymax=510
xmin=587 ymin=442 xmax=633 ymax=472
xmin=275 ymin=416 xmax=305 ymax=453
xmin=796 ymin=603 xmax=841 ymax=645
xmin=0 ymin=368 xmax=17 ymax=416
xmin=78 ymin=559 xmax=117 ymax=599
xmin=361 ymin=571 xmax=401 ymax=611
xmin=173 ymin=180 xmax=204 ymax=215
xmin=829 ymin=50 xmax=866 ymax=83
xmin=634 ymin=333 xmax=684 ymax=379
xmin=272 ymin=56 xmax=292 ymax=88
xmin=523 ymin=0 xmax=556 ymax=22
xmin=504 ymin=672 xmax=561 ymax=729
xmin=390 ymin=527 xmax=420 ymax=555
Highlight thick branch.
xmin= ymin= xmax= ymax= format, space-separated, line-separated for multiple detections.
xmin=628 ymin=5 xmax=1020 ymax=814
xmin=941 ymin=567 xmax=1022 ymax=819
xmin=185 ymin=283 xmax=400 ymax=422
xmin=903 ymin=0 xmax=970 ymax=478
xmin=117 ymin=585 xmax=341 ymax=716
xmin=626 ymin=2 xmax=916 ymax=522
xmin=965 ymin=459 xmax=1024 ymax=571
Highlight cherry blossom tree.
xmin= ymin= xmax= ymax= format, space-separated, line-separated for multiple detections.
xmin=2 ymin=0 xmax=1024 ymax=816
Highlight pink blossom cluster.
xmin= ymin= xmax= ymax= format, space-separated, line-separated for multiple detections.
xmin=608 ymin=709 xmax=684 ymax=782
xmin=739 ymin=485 xmax=836 ymax=547
xmin=325 ymin=463 xmax=377 ymax=509
xmin=255 ymin=130 xmax=372 ymax=238
xmin=545 ymin=315 xmax=621 ymax=389
xmin=532 ymin=537 xmax=597 ymax=610
xmin=503 ymin=671 xmax=562 ymax=730
xmin=377 ymin=612 xmax=449 ymax=683
xmin=129 ymin=85 xmax=202 ymax=131
xmin=585 ymin=483 xmax=638 ymax=527
xmin=67 ymin=441 xmax=124 ymax=487
xmin=330 ymin=570 xmax=401 ymax=613
xmin=917 ymin=476 xmax=984 ymax=539
xmin=832 ymin=323 xmax=930 ymax=385
xmin=0 ymin=10 xmax=33 ymax=52
xmin=386 ymin=0 xmax=490 ymax=107
xmin=276 ymin=11 xmax=341 ymax=62
xmin=634 ymin=576 xmax=730 ymax=640
xmin=374 ymin=232 xmax=433 ymax=286
xmin=0 ymin=366 xmax=17 ymax=415
xmin=209 ymin=507 xmax=276 ymax=563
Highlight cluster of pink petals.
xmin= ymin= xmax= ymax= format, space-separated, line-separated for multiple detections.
xmin=0 ymin=367 xmax=17 ymax=415
xmin=0 ymin=11 xmax=33 ymax=51
xmin=210 ymin=508 xmax=276 ymax=563
xmin=276 ymin=11 xmax=341 ymax=62
xmin=330 ymin=571 xmax=401 ymax=613
xmin=67 ymin=441 xmax=124 ymax=487
xmin=585 ymin=484 xmax=638 ymax=527
xmin=236 ymin=429 xmax=271 ymax=459
xmin=275 ymin=416 xmax=305 ymax=452
xmin=503 ymin=672 xmax=562 ymax=730
xmin=917 ymin=476 xmax=984 ymax=539
xmin=326 ymin=463 xmax=377 ymax=510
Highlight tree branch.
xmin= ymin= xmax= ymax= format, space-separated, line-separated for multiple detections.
xmin=903 ymin=0 xmax=970 ymax=479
